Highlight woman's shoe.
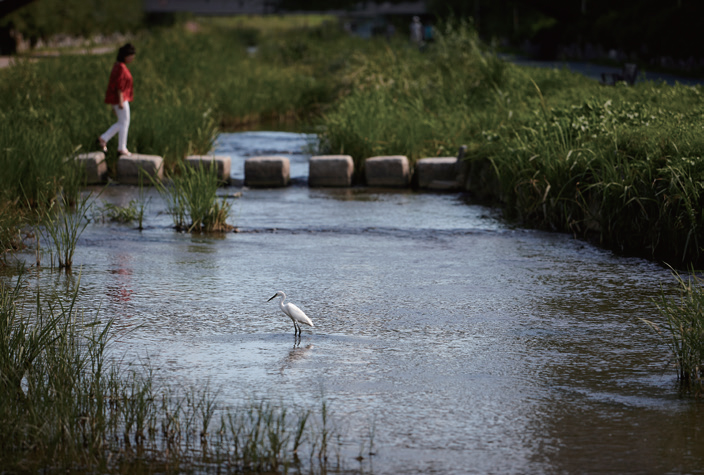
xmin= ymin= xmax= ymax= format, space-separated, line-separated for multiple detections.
xmin=97 ymin=138 xmax=108 ymax=153
xmin=117 ymin=150 xmax=132 ymax=157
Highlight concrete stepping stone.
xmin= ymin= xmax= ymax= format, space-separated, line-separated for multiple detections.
xmin=117 ymin=154 xmax=164 ymax=185
xmin=416 ymin=157 xmax=460 ymax=190
xmin=185 ymin=155 xmax=231 ymax=184
xmin=365 ymin=155 xmax=410 ymax=187
xmin=244 ymin=156 xmax=290 ymax=187
xmin=309 ymin=155 xmax=354 ymax=187
xmin=75 ymin=151 xmax=107 ymax=185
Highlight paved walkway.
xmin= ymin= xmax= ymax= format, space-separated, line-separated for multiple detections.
xmin=0 ymin=45 xmax=115 ymax=69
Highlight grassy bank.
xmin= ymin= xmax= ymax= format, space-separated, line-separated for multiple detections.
xmin=319 ymin=21 xmax=704 ymax=267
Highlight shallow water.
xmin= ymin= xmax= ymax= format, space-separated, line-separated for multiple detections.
xmin=11 ymin=132 xmax=704 ymax=473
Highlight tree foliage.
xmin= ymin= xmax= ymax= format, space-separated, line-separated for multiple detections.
xmin=427 ymin=0 xmax=702 ymax=61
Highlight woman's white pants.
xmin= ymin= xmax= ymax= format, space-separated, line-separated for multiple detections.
xmin=100 ymin=102 xmax=130 ymax=152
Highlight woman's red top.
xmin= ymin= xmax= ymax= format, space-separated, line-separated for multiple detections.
xmin=104 ymin=62 xmax=133 ymax=105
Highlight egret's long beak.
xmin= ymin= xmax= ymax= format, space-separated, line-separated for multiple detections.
xmin=267 ymin=294 xmax=277 ymax=302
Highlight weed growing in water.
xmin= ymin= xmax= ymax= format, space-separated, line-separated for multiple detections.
xmin=646 ymin=269 xmax=704 ymax=394
xmin=95 ymin=201 xmax=140 ymax=224
xmin=38 ymin=193 xmax=92 ymax=270
xmin=155 ymin=161 xmax=233 ymax=233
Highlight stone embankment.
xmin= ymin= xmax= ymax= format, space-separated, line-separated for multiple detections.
xmin=74 ymin=147 xmax=474 ymax=191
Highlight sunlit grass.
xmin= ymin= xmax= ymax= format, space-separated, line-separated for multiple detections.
xmin=200 ymin=14 xmax=337 ymax=33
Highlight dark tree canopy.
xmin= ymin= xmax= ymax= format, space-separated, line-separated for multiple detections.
xmin=426 ymin=0 xmax=702 ymax=60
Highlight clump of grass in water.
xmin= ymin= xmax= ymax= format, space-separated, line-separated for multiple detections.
xmin=94 ymin=189 xmax=149 ymax=230
xmin=155 ymin=161 xmax=233 ymax=233
xmin=95 ymin=201 xmax=140 ymax=224
xmin=645 ymin=269 xmax=704 ymax=394
xmin=38 ymin=192 xmax=92 ymax=270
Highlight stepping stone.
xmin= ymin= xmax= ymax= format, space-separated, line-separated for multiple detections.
xmin=75 ymin=151 xmax=107 ymax=185
xmin=416 ymin=157 xmax=460 ymax=190
xmin=117 ymin=154 xmax=164 ymax=185
xmin=244 ymin=156 xmax=290 ymax=187
xmin=184 ymin=155 xmax=231 ymax=184
xmin=309 ymin=155 xmax=354 ymax=187
xmin=364 ymin=155 xmax=410 ymax=187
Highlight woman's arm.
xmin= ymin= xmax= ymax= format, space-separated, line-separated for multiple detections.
xmin=118 ymin=90 xmax=124 ymax=109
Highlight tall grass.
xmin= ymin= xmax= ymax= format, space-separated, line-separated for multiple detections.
xmin=0 ymin=271 xmax=353 ymax=471
xmin=38 ymin=192 xmax=92 ymax=270
xmin=0 ymin=271 xmax=118 ymax=469
xmin=318 ymin=20 xmax=704 ymax=266
xmin=155 ymin=161 xmax=233 ymax=232
xmin=645 ymin=269 xmax=704 ymax=394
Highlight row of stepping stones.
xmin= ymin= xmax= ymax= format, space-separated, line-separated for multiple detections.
xmin=74 ymin=151 xmax=465 ymax=190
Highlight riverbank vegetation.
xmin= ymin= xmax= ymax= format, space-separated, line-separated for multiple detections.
xmin=319 ymin=20 xmax=704 ymax=267
xmin=3 ymin=15 xmax=704 ymax=264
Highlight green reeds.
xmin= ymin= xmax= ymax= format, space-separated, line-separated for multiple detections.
xmin=155 ymin=161 xmax=233 ymax=233
xmin=647 ymin=269 xmax=704 ymax=394
xmin=0 ymin=271 xmax=117 ymax=468
xmin=96 ymin=201 xmax=140 ymax=223
xmin=39 ymin=192 xmax=92 ymax=270
xmin=94 ymin=189 xmax=149 ymax=230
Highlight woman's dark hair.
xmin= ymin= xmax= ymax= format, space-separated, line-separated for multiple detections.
xmin=116 ymin=43 xmax=136 ymax=62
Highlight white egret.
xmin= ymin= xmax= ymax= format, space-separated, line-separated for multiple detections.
xmin=267 ymin=291 xmax=314 ymax=336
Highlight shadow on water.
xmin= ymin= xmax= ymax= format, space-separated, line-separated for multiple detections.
xmin=6 ymin=131 xmax=704 ymax=474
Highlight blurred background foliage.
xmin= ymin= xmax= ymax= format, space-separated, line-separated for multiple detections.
xmin=1 ymin=0 xmax=145 ymax=45
xmin=1 ymin=0 xmax=702 ymax=67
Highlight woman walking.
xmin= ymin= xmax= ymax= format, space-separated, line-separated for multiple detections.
xmin=98 ymin=43 xmax=136 ymax=156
